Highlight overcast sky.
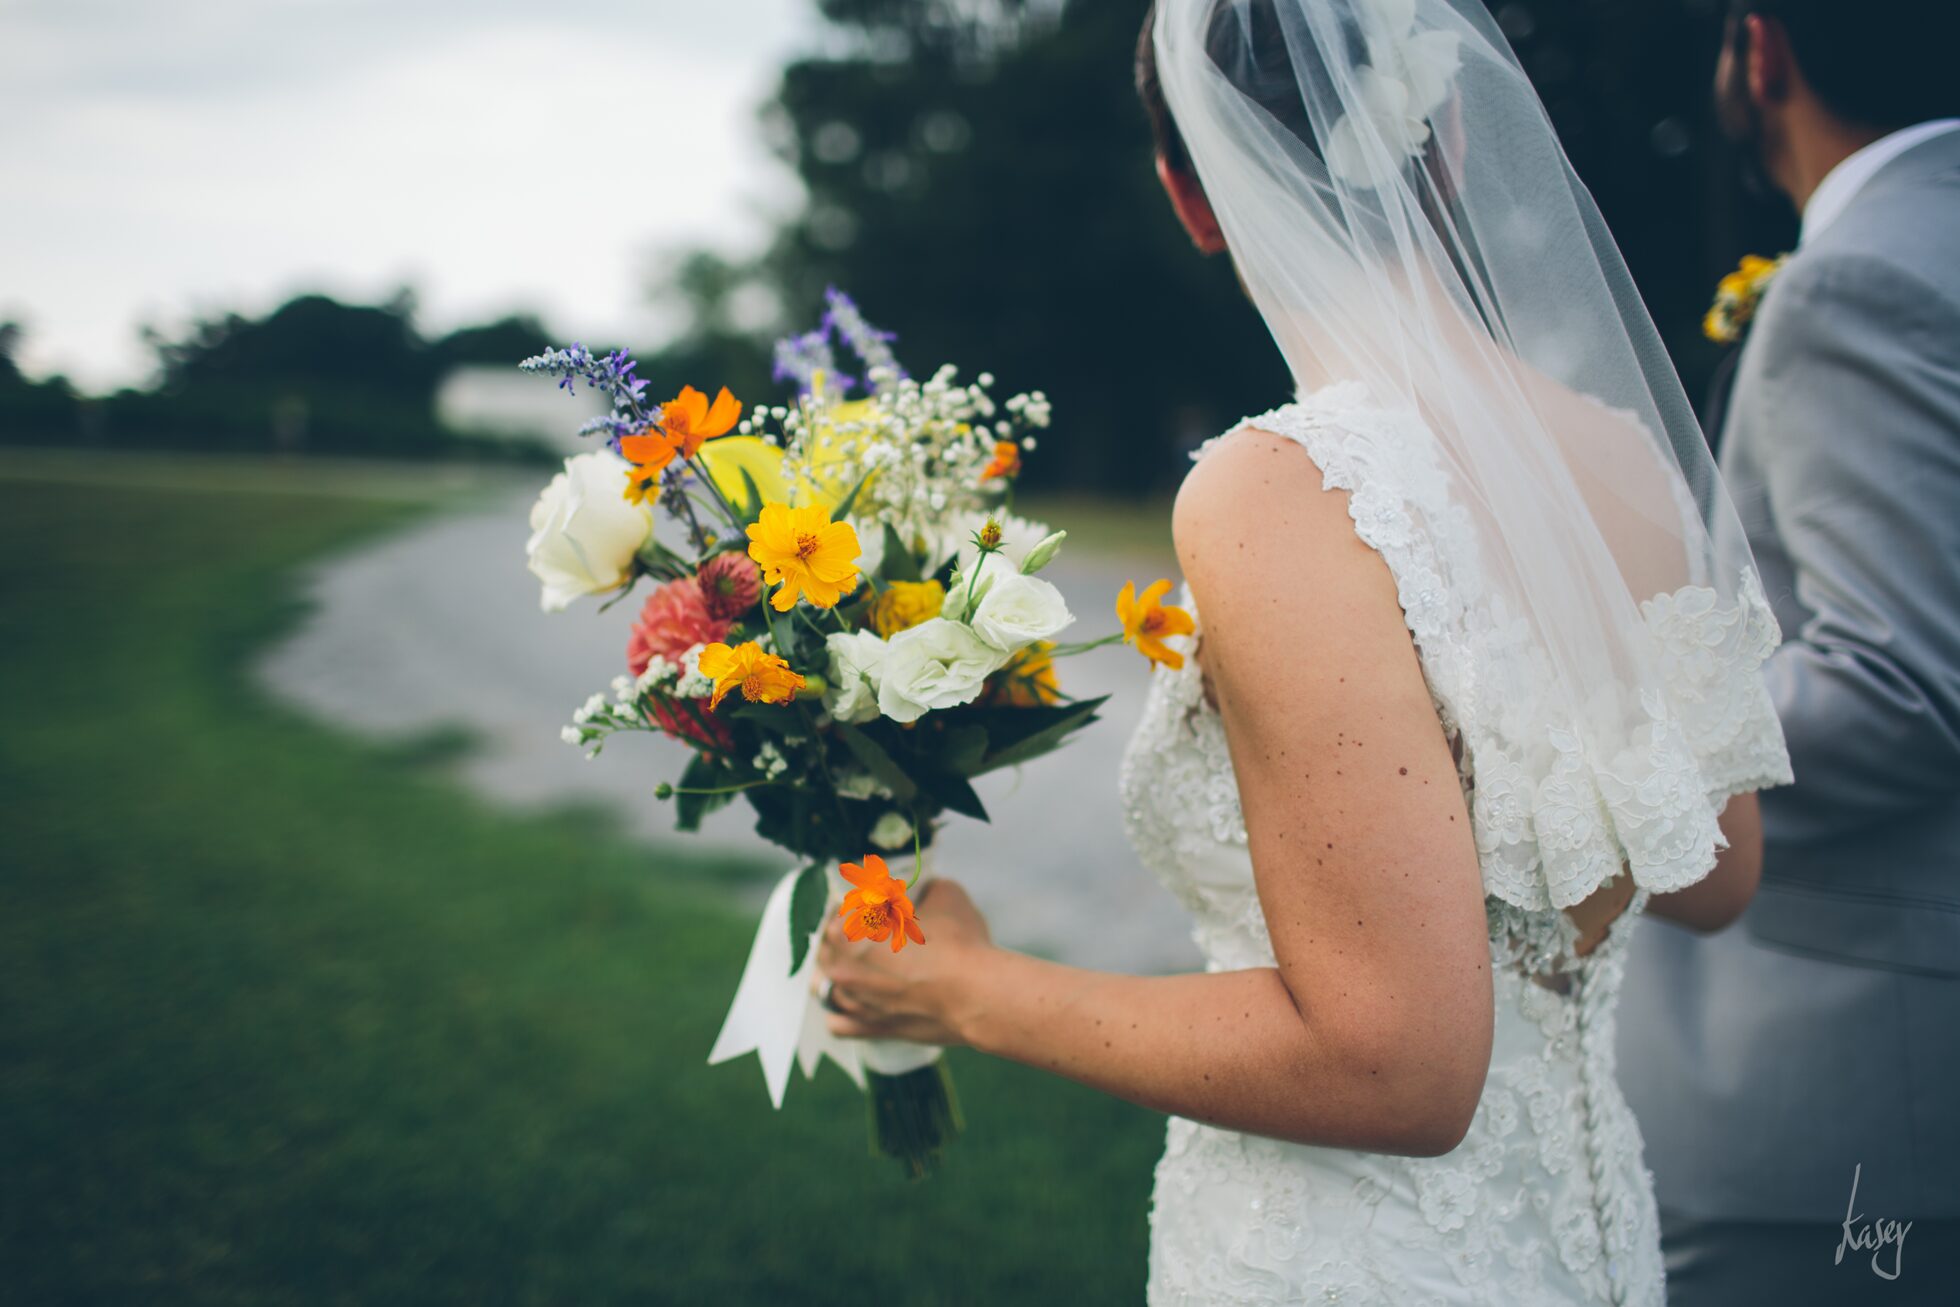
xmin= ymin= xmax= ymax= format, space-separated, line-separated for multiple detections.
xmin=0 ymin=0 xmax=823 ymax=389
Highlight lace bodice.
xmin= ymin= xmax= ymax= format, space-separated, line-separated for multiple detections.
xmin=1119 ymin=385 xmax=1791 ymax=1305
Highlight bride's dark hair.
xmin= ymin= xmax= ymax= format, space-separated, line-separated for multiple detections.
xmin=1135 ymin=0 xmax=1367 ymax=175
xmin=1134 ymin=0 xmax=1461 ymax=253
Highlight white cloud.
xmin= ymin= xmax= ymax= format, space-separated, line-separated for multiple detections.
xmin=0 ymin=0 xmax=821 ymax=389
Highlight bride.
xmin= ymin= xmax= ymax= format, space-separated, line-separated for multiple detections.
xmin=815 ymin=0 xmax=1792 ymax=1302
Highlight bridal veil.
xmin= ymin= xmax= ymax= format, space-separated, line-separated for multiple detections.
xmin=1152 ymin=0 xmax=1791 ymax=911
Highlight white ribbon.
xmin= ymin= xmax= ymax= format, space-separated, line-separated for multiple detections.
xmin=708 ymin=864 xmax=940 ymax=1107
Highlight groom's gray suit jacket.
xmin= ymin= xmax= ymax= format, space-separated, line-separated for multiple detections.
xmin=1619 ymin=130 xmax=1960 ymax=1223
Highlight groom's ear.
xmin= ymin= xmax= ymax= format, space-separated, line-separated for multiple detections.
xmin=1742 ymin=14 xmax=1796 ymax=108
xmin=1156 ymin=154 xmax=1227 ymax=256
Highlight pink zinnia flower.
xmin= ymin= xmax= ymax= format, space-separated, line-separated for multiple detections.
xmin=646 ymin=693 xmax=734 ymax=753
xmin=627 ymin=578 xmax=731 ymax=676
xmin=696 ymin=551 xmax=763 ymax=622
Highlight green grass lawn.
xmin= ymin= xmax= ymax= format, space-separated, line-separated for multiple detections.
xmin=0 ymin=462 xmax=1161 ymax=1305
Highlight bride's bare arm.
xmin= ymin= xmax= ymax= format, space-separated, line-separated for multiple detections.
xmin=819 ymin=429 xmax=1494 ymax=1156
xmin=1644 ymin=792 xmax=1762 ymax=931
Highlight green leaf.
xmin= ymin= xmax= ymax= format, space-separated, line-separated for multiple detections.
xmin=786 ymin=861 xmax=828 ymax=975
xmin=830 ymin=467 xmax=875 ymax=523
xmin=935 ymin=724 xmax=990 ymax=776
xmin=973 ymin=696 xmax=1108 ymax=775
xmin=748 ymin=784 xmax=818 ymax=858
xmin=834 ymin=724 xmax=919 ymax=802
xmin=915 ymin=767 xmax=989 ymax=822
xmin=737 ymin=467 xmax=766 ymax=525
xmin=675 ymin=753 xmax=739 ymax=832
xmin=880 ymin=522 xmax=922 ymax=583
xmin=727 ymin=700 xmax=801 ymax=736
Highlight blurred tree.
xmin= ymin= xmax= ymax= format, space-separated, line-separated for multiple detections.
xmin=430 ymin=314 xmax=555 ymax=370
xmin=144 ymin=291 xmax=435 ymax=403
xmin=0 ymin=320 xmax=83 ymax=444
xmin=0 ymin=321 xmax=23 ymax=387
xmin=655 ymin=0 xmax=1799 ymax=493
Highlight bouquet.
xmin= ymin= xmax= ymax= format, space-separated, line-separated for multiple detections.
xmin=519 ymin=291 xmax=1159 ymax=1175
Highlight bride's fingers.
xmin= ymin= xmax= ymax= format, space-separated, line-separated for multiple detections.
xmin=825 ymin=1008 xmax=891 ymax=1040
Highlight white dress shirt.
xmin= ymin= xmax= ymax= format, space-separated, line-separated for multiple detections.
xmin=1801 ymin=118 xmax=1960 ymax=245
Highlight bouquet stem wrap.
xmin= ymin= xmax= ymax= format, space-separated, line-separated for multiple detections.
xmin=708 ymin=858 xmax=958 ymax=1176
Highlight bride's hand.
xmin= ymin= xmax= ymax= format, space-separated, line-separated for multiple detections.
xmin=815 ymin=878 xmax=995 ymax=1046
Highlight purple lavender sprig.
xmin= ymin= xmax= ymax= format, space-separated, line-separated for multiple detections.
xmin=822 ymin=287 xmax=905 ymax=385
xmin=771 ymin=327 xmax=845 ymax=397
xmin=520 ymin=344 xmax=658 ymax=451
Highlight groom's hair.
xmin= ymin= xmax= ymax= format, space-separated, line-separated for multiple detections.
xmin=1731 ymin=0 xmax=1960 ymax=129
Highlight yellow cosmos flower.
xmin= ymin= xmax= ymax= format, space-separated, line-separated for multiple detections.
xmin=745 ymin=502 xmax=862 ymax=612
xmin=1117 ymin=579 xmax=1196 ymax=671
xmin=872 ymin=579 xmax=945 ymax=638
xmin=695 ymin=640 xmax=806 ymax=711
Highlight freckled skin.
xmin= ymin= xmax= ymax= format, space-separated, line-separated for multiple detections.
xmin=817 ymin=428 xmax=1497 ymax=1157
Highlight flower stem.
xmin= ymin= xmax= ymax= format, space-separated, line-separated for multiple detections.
xmin=657 ymin=778 xmax=768 ymax=799
xmin=1045 ymin=633 xmax=1127 ymax=658
xmin=686 ymin=452 xmax=750 ymax=536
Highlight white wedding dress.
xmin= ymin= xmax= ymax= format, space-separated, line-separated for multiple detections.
xmin=1119 ymin=384 xmax=1792 ymax=1306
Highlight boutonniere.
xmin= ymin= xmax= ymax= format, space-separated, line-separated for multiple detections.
xmin=1704 ymin=253 xmax=1790 ymax=346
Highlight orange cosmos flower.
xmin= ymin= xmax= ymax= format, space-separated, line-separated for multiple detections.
xmin=1117 ymin=578 xmax=1196 ymax=671
xmin=838 ymin=854 xmax=926 ymax=953
xmin=745 ymin=501 xmax=862 ymax=612
xmin=620 ymin=385 xmax=743 ymax=488
xmin=695 ymin=640 xmax=806 ymax=711
xmin=980 ymin=440 xmax=1021 ymax=481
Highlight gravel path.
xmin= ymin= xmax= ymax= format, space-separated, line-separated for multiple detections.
xmin=259 ymin=487 xmax=1205 ymax=974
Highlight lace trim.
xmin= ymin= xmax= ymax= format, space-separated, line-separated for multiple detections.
xmin=1201 ymin=382 xmax=1791 ymax=913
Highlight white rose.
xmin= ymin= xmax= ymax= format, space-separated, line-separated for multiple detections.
xmin=970 ymin=569 xmax=1073 ymax=653
xmin=823 ymin=629 xmax=889 ymax=725
xmin=875 ymin=617 xmax=1008 ymax=724
xmin=525 ymin=451 xmax=653 ymax=612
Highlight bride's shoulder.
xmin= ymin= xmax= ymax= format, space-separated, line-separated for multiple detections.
xmin=1171 ymin=398 xmax=1390 ymax=610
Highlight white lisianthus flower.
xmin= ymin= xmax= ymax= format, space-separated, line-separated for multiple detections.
xmin=875 ymin=618 xmax=1008 ymax=724
xmin=823 ymin=629 xmax=889 ymax=725
xmin=942 ymin=549 xmax=1003 ymax=618
xmin=848 ymin=516 xmax=887 ymax=579
xmin=869 ymin=811 xmax=914 ymax=851
xmin=525 ymin=451 xmax=653 ymax=612
xmin=970 ymin=567 xmax=1073 ymax=653
xmin=1019 ymin=530 xmax=1067 ymax=575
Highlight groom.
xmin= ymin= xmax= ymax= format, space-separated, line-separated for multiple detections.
xmin=1618 ymin=1 xmax=1960 ymax=1302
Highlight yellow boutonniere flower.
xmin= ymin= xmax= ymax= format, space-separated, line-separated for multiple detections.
xmin=695 ymin=640 xmax=806 ymax=710
xmin=745 ymin=501 xmax=863 ymax=612
xmin=1704 ymin=253 xmax=1789 ymax=346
